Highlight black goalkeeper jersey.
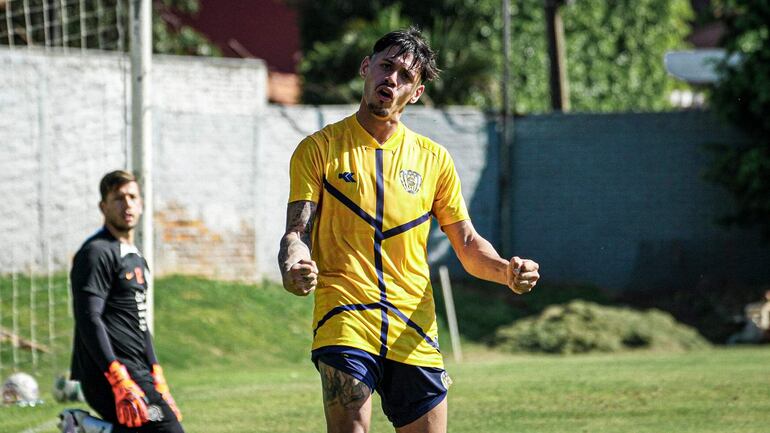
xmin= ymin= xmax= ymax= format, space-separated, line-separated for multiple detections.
xmin=70 ymin=227 xmax=155 ymax=382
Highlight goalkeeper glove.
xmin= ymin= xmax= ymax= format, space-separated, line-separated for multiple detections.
xmin=152 ymin=364 xmax=183 ymax=421
xmin=104 ymin=360 xmax=149 ymax=427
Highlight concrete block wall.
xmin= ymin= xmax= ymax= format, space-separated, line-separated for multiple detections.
xmin=1 ymin=48 xmax=269 ymax=281
xmin=1 ymin=48 xmax=128 ymax=273
xmin=251 ymin=105 xmax=495 ymax=282
xmin=1 ymin=49 xmax=492 ymax=283
xmin=3 ymin=48 xmax=768 ymax=291
xmin=511 ymin=111 xmax=770 ymax=290
xmin=152 ymin=56 xmax=267 ymax=281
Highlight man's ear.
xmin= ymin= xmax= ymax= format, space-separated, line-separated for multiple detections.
xmin=409 ymin=84 xmax=426 ymax=104
xmin=98 ymin=200 xmax=106 ymax=215
xmin=359 ymin=56 xmax=370 ymax=78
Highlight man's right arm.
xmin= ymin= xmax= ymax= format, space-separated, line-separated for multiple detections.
xmin=278 ymin=200 xmax=319 ymax=296
xmin=72 ymin=245 xmax=150 ymax=427
xmin=71 ymin=246 xmax=118 ymax=370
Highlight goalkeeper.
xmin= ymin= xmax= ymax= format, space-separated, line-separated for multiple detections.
xmin=60 ymin=170 xmax=184 ymax=433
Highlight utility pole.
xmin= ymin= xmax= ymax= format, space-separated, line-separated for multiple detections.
xmin=500 ymin=0 xmax=513 ymax=257
xmin=545 ymin=0 xmax=570 ymax=111
xmin=130 ymin=0 xmax=154 ymax=332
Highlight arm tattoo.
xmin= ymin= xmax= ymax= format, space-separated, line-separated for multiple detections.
xmin=278 ymin=201 xmax=317 ymax=269
xmin=320 ymin=363 xmax=370 ymax=409
xmin=286 ymin=200 xmax=316 ymax=248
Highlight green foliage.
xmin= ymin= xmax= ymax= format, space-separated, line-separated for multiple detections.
xmin=299 ymin=1 xmax=502 ymax=106
xmin=435 ymin=280 xmax=610 ymax=343
xmin=154 ymin=0 xmax=221 ymax=56
xmin=296 ymin=0 xmax=692 ymax=112
xmin=706 ymin=0 xmax=770 ymax=237
xmin=619 ymin=278 xmax=764 ymax=343
xmin=299 ymin=5 xmax=409 ymax=104
xmin=493 ymin=300 xmax=710 ymax=354
xmin=563 ymin=0 xmax=693 ymax=112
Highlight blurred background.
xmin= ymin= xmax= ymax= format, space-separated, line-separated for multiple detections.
xmin=1 ymin=1 xmax=769 ymax=431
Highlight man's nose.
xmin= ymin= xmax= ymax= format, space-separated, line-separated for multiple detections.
xmin=384 ymin=70 xmax=397 ymax=84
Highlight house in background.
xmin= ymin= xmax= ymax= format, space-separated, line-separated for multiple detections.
xmin=176 ymin=0 xmax=301 ymax=104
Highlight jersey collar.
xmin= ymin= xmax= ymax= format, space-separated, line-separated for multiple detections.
xmin=347 ymin=115 xmax=404 ymax=151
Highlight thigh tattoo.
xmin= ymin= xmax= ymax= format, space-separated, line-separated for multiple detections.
xmin=320 ymin=363 xmax=371 ymax=409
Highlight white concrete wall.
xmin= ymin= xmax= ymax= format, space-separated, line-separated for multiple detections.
xmin=1 ymin=48 xmax=493 ymax=282
xmin=1 ymin=48 xmax=269 ymax=280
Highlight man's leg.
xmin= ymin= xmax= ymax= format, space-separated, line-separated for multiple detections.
xmin=319 ymin=361 xmax=373 ymax=433
xmin=77 ymin=374 xmax=184 ymax=433
xmin=395 ymin=397 xmax=447 ymax=433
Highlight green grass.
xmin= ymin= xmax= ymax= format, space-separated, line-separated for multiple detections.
xmin=2 ymin=276 xmax=769 ymax=432
xmin=3 ymin=348 xmax=770 ymax=432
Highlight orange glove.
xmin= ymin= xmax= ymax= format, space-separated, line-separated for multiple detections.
xmin=104 ymin=360 xmax=150 ymax=427
xmin=152 ymin=364 xmax=183 ymax=421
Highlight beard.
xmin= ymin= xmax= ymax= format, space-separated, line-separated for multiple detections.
xmin=366 ymin=101 xmax=390 ymax=118
xmin=106 ymin=214 xmax=138 ymax=232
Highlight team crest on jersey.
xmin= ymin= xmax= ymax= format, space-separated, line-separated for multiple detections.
xmin=441 ymin=371 xmax=453 ymax=389
xmin=147 ymin=404 xmax=164 ymax=422
xmin=399 ymin=169 xmax=422 ymax=194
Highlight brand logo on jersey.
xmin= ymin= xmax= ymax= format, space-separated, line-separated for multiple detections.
xmin=399 ymin=170 xmax=422 ymax=194
xmin=338 ymin=172 xmax=356 ymax=183
xmin=123 ymin=267 xmax=145 ymax=284
xmin=136 ymin=289 xmax=148 ymax=332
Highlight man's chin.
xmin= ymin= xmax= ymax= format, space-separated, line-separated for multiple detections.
xmin=108 ymin=221 xmax=137 ymax=232
xmin=367 ymin=103 xmax=391 ymax=118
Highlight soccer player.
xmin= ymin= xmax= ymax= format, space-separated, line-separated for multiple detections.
xmin=278 ymin=28 xmax=540 ymax=433
xmin=60 ymin=170 xmax=184 ymax=433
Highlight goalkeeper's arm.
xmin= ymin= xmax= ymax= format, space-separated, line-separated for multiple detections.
xmin=144 ymin=331 xmax=183 ymax=421
xmin=72 ymin=291 xmax=149 ymax=427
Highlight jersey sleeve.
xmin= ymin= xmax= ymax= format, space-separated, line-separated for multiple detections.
xmin=70 ymin=243 xmax=114 ymax=299
xmin=72 ymin=294 xmax=117 ymax=370
xmin=288 ymin=135 xmax=325 ymax=204
xmin=432 ymin=148 xmax=470 ymax=227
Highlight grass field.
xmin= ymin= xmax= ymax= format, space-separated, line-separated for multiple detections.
xmin=2 ymin=276 xmax=769 ymax=432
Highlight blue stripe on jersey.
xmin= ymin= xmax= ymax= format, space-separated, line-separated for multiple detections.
xmin=322 ymin=178 xmax=378 ymax=228
xmin=382 ymin=212 xmax=431 ymax=239
xmin=375 ymin=150 xmax=389 ymax=357
xmin=318 ymin=149 xmax=440 ymax=359
xmin=382 ymin=300 xmax=441 ymax=351
xmin=313 ymin=303 xmax=381 ymax=336
xmin=312 ymin=301 xmax=440 ymax=351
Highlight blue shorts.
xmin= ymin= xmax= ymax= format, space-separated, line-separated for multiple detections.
xmin=311 ymin=346 xmax=450 ymax=428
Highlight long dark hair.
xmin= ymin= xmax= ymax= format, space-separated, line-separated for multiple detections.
xmin=371 ymin=27 xmax=441 ymax=82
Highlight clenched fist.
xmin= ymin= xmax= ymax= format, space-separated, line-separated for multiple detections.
xmin=506 ymin=256 xmax=539 ymax=294
xmin=282 ymin=258 xmax=318 ymax=296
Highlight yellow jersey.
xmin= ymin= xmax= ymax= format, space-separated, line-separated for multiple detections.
xmin=289 ymin=114 xmax=469 ymax=368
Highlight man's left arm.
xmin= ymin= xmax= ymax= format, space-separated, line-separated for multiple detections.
xmin=443 ymin=219 xmax=539 ymax=294
xmin=144 ymin=330 xmax=183 ymax=421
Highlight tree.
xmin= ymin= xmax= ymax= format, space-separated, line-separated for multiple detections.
xmin=563 ymin=0 xmax=693 ymax=112
xmin=297 ymin=0 xmax=503 ymax=107
xmin=154 ymin=0 xmax=220 ymax=56
xmin=707 ymin=0 xmax=770 ymax=237
xmin=295 ymin=0 xmax=693 ymax=112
